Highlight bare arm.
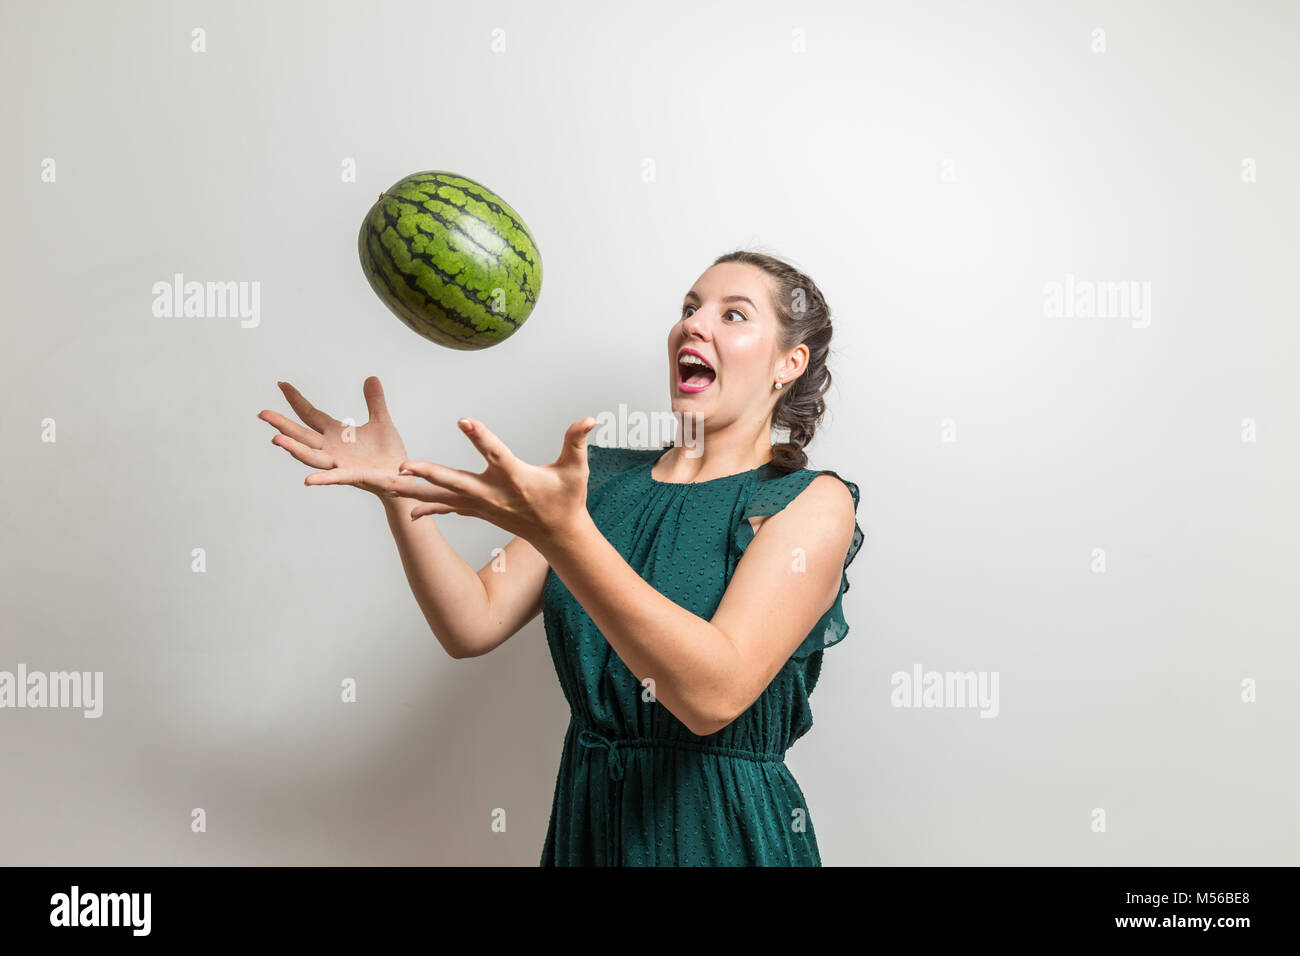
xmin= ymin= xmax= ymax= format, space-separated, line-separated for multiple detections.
xmin=380 ymin=416 xmax=860 ymax=730
xmin=380 ymin=495 xmax=550 ymax=659
xmin=260 ymin=376 xmax=550 ymax=660
xmin=382 ymin=420 xmax=856 ymax=732
xmin=538 ymin=474 xmax=857 ymax=736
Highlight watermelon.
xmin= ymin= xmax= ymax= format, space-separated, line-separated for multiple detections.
xmin=358 ymin=171 xmax=542 ymax=350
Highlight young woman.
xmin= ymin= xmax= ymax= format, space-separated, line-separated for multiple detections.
xmin=258 ymin=250 xmax=864 ymax=866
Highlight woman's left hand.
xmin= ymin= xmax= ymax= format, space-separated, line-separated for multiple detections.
xmin=386 ymin=416 xmax=597 ymax=548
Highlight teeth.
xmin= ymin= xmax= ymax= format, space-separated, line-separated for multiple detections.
xmin=680 ymin=353 xmax=713 ymax=369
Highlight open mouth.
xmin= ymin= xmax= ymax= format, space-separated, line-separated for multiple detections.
xmin=677 ymin=352 xmax=717 ymax=393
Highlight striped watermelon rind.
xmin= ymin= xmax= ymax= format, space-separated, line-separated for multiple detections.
xmin=358 ymin=170 xmax=542 ymax=350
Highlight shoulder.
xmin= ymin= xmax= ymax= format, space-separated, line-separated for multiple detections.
xmin=587 ymin=444 xmax=663 ymax=468
xmin=801 ymin=472 xmax=857 ymax=517
xmin=586 ymin=444 xmax=662 ymax=488
xmin=748 ymin=468 xmax=857 ymax=546
xmin=751 ymin=470 xmax=857 ymax=538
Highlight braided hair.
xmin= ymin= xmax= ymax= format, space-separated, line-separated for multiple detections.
xmin=714 ymin=249 xmax=835 ymax=473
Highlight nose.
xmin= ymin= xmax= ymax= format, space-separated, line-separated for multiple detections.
xmin=679 ymin=306 xmax=711 ymax=342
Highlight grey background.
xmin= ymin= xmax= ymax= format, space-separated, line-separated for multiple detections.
xmin=2 ymin=0 xmax=1296 ymax=865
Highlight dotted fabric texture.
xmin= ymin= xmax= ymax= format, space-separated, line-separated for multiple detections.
xmin=540 ymin=444 xmax=864 ymax=866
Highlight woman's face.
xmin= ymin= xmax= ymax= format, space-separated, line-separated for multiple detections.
xmin=668 ymin=262 xmax=795 ymax=432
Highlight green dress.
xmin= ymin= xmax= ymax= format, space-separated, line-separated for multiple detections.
xmin=540 ymin=444 xmax=864 ymax=866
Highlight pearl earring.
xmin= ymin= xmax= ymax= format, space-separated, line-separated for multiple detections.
xmin=774 ymin=381 xmax=783 ymax=390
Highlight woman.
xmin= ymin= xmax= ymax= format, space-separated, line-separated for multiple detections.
xmin=258 ymin=250 xmax=864 ymax=866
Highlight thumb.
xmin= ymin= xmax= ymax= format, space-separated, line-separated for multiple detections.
xmin=559 ymin=416 xmax=597 ymax=468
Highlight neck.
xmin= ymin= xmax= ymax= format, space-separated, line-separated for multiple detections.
xmin=652 ymin=429 xmax=773 ymax=483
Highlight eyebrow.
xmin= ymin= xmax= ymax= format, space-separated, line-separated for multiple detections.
xmin=683 ymin=291 xmax=758 ymax=310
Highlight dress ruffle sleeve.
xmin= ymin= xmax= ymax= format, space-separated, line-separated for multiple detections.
xmin=729 ymin=468 xmax=864 ymax=661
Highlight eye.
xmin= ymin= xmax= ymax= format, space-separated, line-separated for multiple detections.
xmin=680 ymin=304 xmax=747 ymax=322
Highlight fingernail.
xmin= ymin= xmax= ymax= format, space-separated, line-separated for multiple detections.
xmin=458 ymin=418 xmax=472 ymax=432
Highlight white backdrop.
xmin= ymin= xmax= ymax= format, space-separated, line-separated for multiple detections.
xmin=1 ymin=0 xmax=1296 ymax=865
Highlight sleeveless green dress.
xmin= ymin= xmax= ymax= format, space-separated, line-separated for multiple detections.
xmin=540 ymin=444 xmax=864 ymax=866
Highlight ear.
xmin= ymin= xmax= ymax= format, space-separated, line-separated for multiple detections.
xmin=782 ymin=342 xmax=810 ymax=383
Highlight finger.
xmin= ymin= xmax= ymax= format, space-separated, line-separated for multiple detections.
xmin=277 ymin=381 xmax=336 ymax=433
xmin=259 ymin=409 xmax=324 ymax=449
xmin=363 ymin=375 xmax=391 ymax=425
xmin=397 ymin=459 xmax=493 ymax=499
xmin=385 ymin=475 xmax=471 ymax=505
xmin=272 ymin=434 xmax=334 ymax=470
xmin=304 ymin=467 xmax=359 ymax=486
xmin=411 ymin=502 xmax=481 ymax=520
xmin=456 ymin=418 xmax=517 ymax=470
xmin=557 ymin=416 xmax=598 ymax=469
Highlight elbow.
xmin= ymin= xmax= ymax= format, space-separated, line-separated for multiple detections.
xmin=446 ymin=643 xmax=486 ymax=661
xmin=684 ymin=643 xmax=747 ymax=736
xmin=687 ymin=714 xmax=735 ymax=738
xmin=687 ymin=718 xmax=727 ymax=737
xmin=684 ymin=697 xmax=740 ymax=738
xmin=437 ymin=632 xmax=478 ymax=660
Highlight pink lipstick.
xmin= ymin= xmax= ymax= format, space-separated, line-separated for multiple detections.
xmin=676 ymin=347 xmax=716 ymax=393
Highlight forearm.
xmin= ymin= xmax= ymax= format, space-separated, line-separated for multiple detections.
xmin=381 ymin=495 xmax=490 ymax=658
xmin=538 ymin=512 xmax=740 ymax=735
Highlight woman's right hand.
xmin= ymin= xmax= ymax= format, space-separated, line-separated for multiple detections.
xmin=259 ymin=376 xmax=411 ymax=499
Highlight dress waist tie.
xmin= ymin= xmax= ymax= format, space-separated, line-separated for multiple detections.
xmin=573 ymin=717 xmax=787 ymax=866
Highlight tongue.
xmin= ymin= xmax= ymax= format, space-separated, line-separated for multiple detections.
xmin=685 ymin=368 xmax=715 ymax=387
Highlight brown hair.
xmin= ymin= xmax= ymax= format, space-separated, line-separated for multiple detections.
xmin=708 ymin=249 xmax=835 ymax=474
